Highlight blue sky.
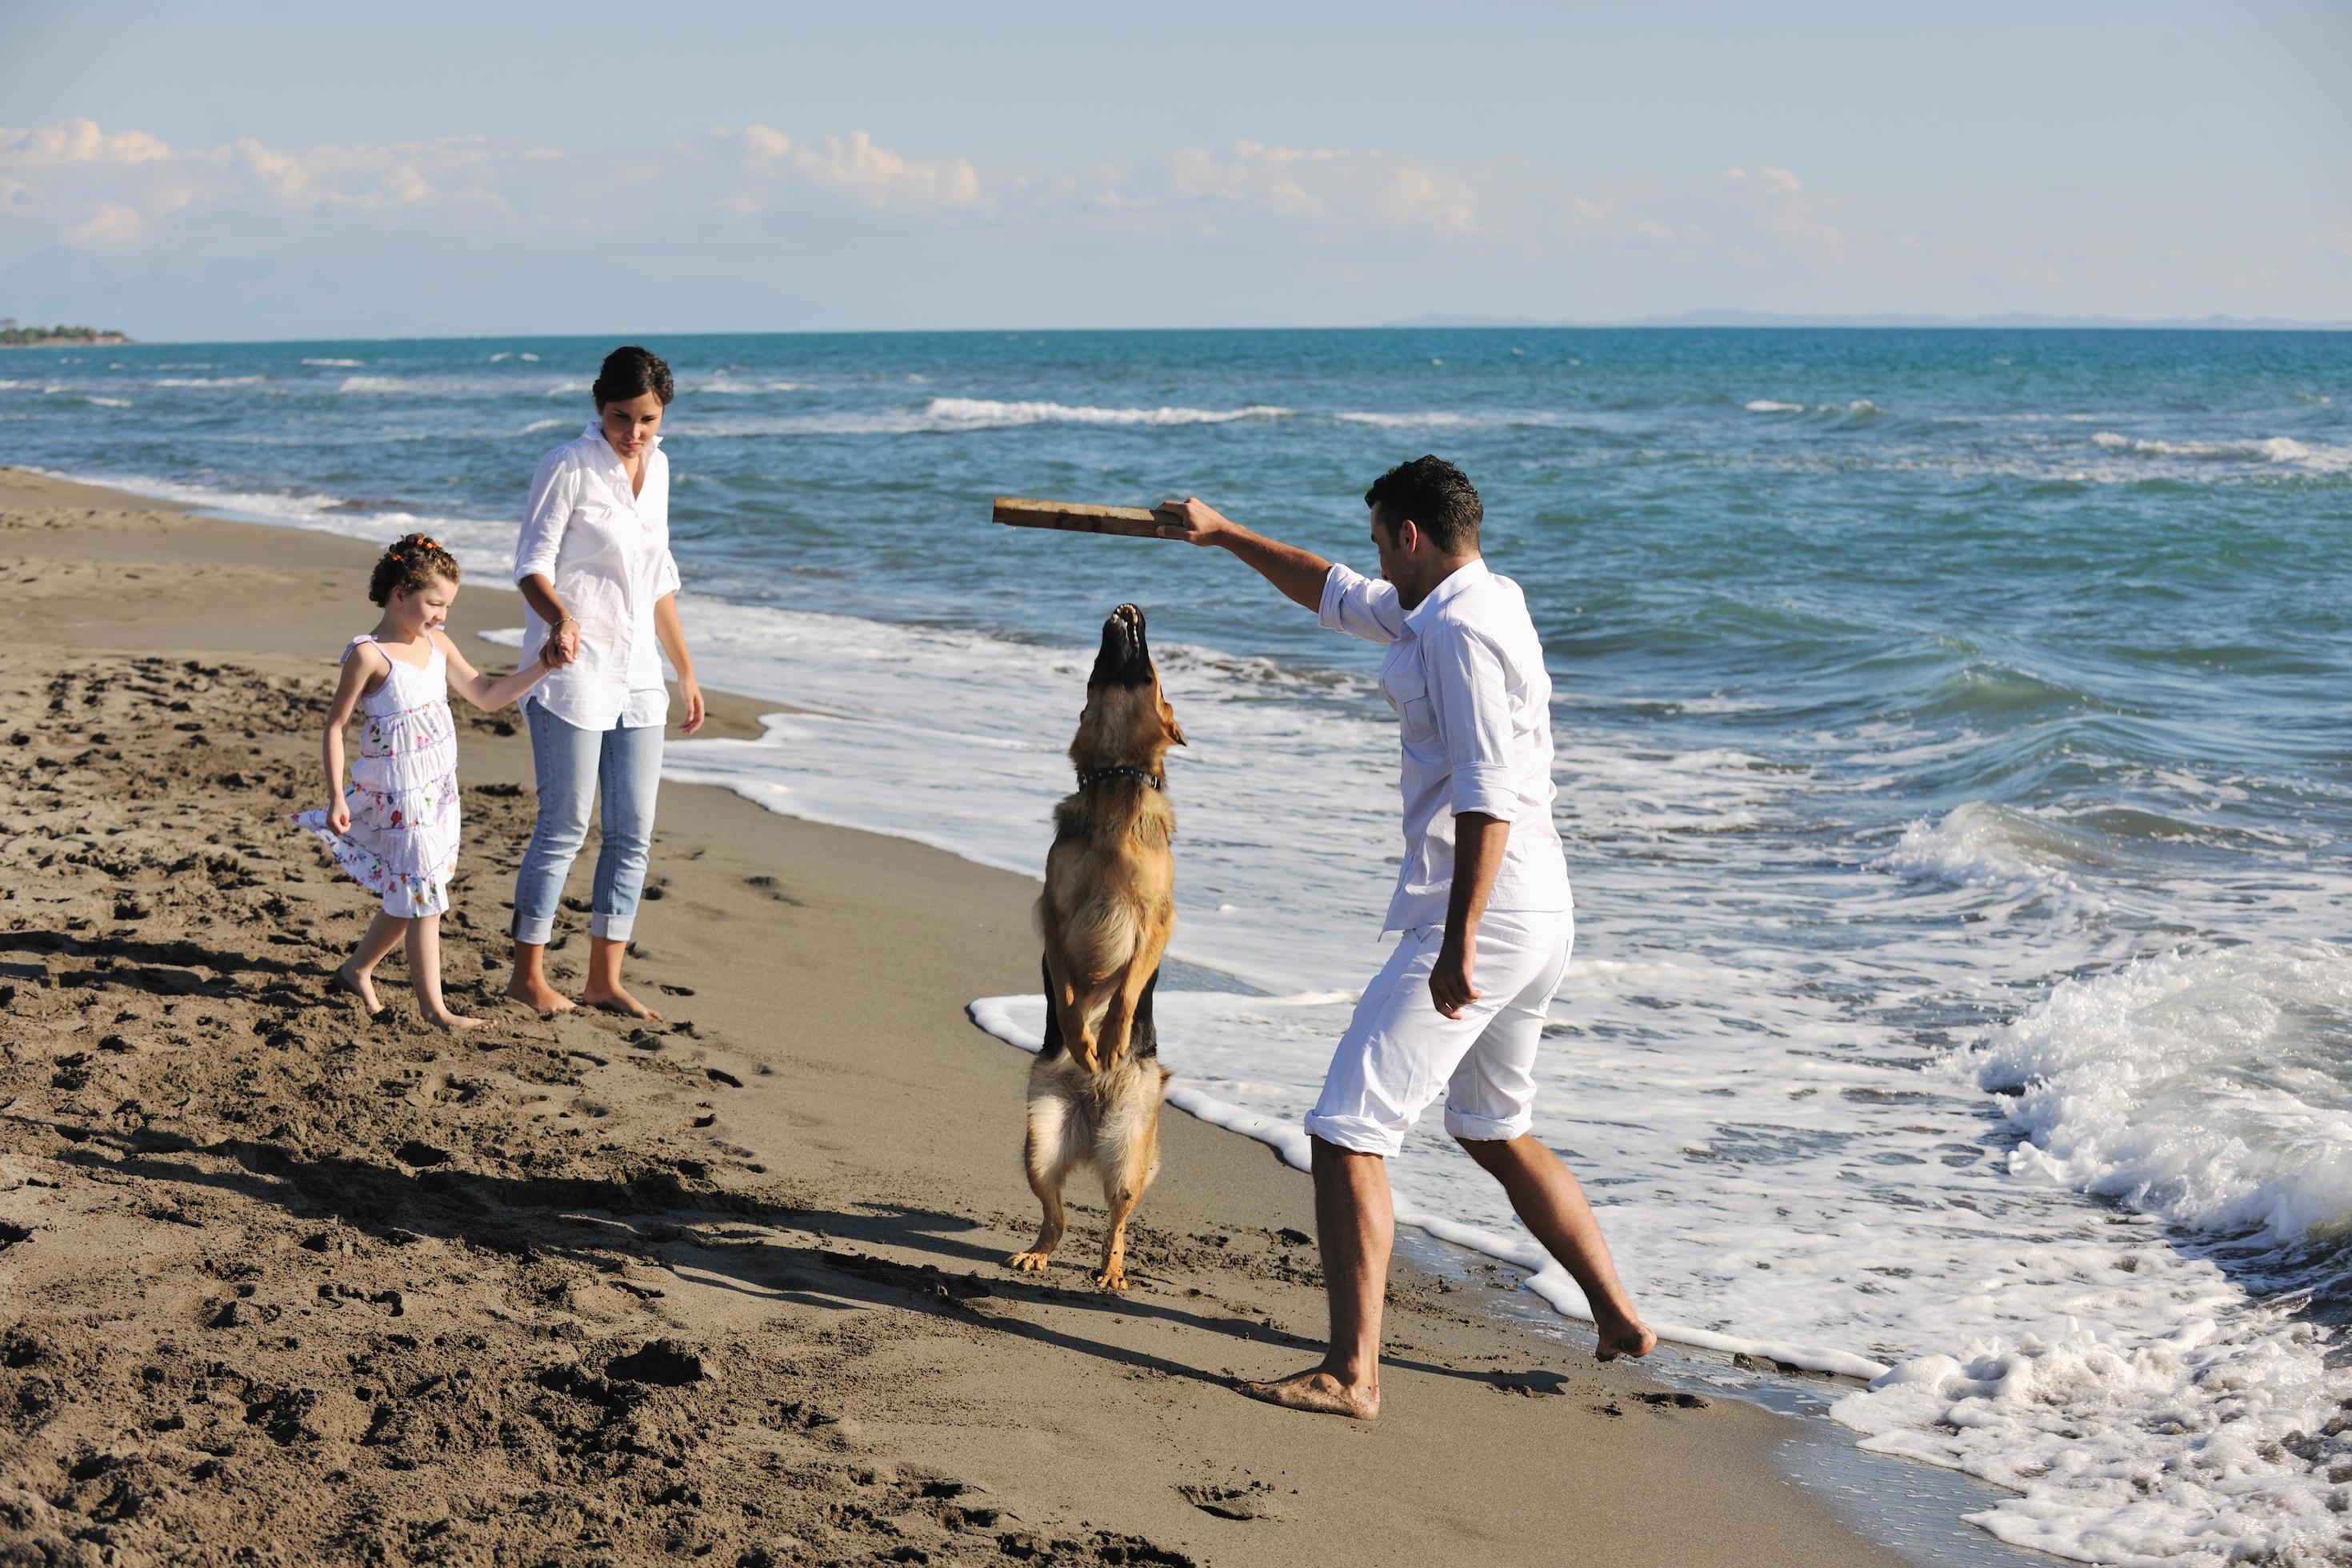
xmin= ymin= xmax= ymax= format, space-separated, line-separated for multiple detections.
xmin=4 ymin=0 xmax=2346 ymax=338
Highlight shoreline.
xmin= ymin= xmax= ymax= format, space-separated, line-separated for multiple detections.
xmin=2 ymin=465 xmax=2013 ymax=1565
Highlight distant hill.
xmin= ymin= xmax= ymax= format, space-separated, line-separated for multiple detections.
xmin=1386 ymin=310 xmax=2352 ymax=332
xmin=0 ymin=322 xmax=132 ymax=347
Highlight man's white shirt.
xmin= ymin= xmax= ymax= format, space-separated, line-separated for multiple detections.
xmin=1319 ymin=557 xmax=1572 ymax=932
xmin=513 ymin=423 xmax=682 ymax=731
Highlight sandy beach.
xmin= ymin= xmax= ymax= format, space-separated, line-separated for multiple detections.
xmin=0 ymin=466 xmax=1907 ymax=1566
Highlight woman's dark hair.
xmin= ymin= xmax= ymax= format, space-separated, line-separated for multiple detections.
xmin=1364 ymin=454 xmax=1482 ymax=554
xmin=592 ymin=345 xmax=675 ymax=409
xmin=368 ymin=532 xmax=462 ymax=606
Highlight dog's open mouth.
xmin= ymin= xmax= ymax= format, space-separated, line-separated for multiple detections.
xmin=1090 ymin=603 xmax=1154 ymax=690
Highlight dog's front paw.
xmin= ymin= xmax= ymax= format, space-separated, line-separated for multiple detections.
xmin=1007 ymin=1250 xmax=1054 ymax=1274
xmin=1092 ymin=1262 xmax=1131 ymax=1291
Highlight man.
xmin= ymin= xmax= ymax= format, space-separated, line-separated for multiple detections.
xmin=1156 ymin=457 xmax=1655 ymax=1421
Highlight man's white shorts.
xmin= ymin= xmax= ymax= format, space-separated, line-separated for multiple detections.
xmin=1304 ymin=909 xmax=1573 ymax=1158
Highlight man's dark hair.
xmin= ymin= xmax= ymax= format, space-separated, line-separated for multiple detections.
xmin=1364 ymin=455 xmax=1482 ymax=554
xmin=592 ymin=344 xmax=675 ymax=409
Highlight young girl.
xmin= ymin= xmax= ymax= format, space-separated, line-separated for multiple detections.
xmin=294 ymin=534 xmax=552 ymax=1030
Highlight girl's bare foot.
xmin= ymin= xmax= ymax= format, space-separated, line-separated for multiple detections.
xmin=1595 ymin=1311 xmax=1659 ymax=1362
xmin=333 ymin=961 xmax=383 ymax=1015
xmin=1236 ymin=1367 xmax=1380 ymax=1420
xmin=582 ymin=982 xmax=660 ymax=1022
xmin=426 ymin=1010 xmax=486 ymax=1032
xmin=506 ymin=973 xmax=576 ymax=1014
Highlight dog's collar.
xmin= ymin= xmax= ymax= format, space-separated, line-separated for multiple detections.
xmin=1076 ymin=765 xmax=1164 ymax=793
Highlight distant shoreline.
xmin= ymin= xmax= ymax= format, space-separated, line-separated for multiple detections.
xmin=0 ymin=331 xmax=131 ymax=349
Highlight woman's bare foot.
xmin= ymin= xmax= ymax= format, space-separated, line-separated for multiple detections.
xmin=582 ymin=982 xmax=661 ymax=1022
xmin=333 ymin=961 xmax=382 ymax=1015
xmin=506 ymin=972 xmax=576 ymax=1014
xmin=1236 ymin=1367 xmax=1380 ymax=1420
xmin=1594 ymin=1310 xmax=1658 ymax=1362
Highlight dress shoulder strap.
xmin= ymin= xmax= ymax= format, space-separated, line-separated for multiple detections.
xmin=339 ymin=633 xmax=378 ymax=664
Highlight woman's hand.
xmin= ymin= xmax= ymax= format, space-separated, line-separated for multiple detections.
xmin=678 ymin=674 xmax=706 ymax=736
xmin=327 ymin=795 xmax=351 ymax=834
xmin=546 ymin=618 xmax=581 ymax=667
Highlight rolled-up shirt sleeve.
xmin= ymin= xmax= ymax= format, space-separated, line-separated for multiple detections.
xmin=1422 ymin=626 xmax=1522 ymax=820
xmin=652 ymin=546 xmax=681 ymax=600
xmin=1318 ymin=562 xmax=1406 ymax=643
xmin=514 ymin=454 xmax=574 ymax=582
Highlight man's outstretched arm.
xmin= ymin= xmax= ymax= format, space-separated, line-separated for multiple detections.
xmin=1156 ymin=497 xmax=1331 ymax=612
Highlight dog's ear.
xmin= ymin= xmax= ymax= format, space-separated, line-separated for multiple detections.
xmin=1159 ymin=694 xmax=1187 ymax=747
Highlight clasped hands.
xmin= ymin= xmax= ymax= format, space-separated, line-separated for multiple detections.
xmin=538 ymin=618 xmax=581 ymax=671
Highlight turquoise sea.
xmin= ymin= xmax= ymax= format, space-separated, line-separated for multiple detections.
xmin=8 ymin=327 xmax=2349 ymax=1564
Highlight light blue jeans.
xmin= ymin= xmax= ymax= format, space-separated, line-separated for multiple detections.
xmin=511 ymin=700 xmax=663 ymax=945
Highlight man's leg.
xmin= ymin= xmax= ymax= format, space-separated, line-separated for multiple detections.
xmin=1458 ymin=1134 xmax=1656 ymax=1360
xmin=1446 ymin=910 xmax=1656 ymax=1361
xmin=1238 ymin=1135 xmax=1392 ymax=1418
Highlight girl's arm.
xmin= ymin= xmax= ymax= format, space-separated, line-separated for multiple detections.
xmin=652 ymin=592 xmax=706 ymax=735
xmin=319 ymin=646 xmax=382 ymax=831
xmin=434 ymin=630 xmax=551 ymax=712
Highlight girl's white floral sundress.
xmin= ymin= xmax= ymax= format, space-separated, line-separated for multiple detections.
xmin=292 ymin=634 xmax=461 ymax=917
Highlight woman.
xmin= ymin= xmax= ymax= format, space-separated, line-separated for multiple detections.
xmin=505 ymin=344 xmax=705 ymax=1020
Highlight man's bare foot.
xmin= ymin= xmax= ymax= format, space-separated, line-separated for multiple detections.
xmin=583 ymin=983 xmax=660 ymax=1022
xmin=506 ymin=974 xmax=575 ymax=1014
xmin=1237 ymin=1368 xmax=1379 ymax=1420
xmin=1595 ymin=1311 xmax=1658 ymax=1362
xmin=333 ymin=962 xmax=382 ymax=1014
xmin=426 ymin=1010 xmax=486 ymax=1033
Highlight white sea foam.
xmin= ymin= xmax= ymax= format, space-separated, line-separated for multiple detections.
xmin=150 ymin=375 xmax=265 ymax=386
xmin=1746 ymin=398 xmax=1883 ymax=417
xmin=301 ymin=358 xmax=364 ymax=367
xmin=924 ymin=397 xmax=1293 ymax=428
xmin=83 ymin=396 xmax=131 ymax=408
xmin=686 ymin=374 xmax=813 ymax=394
xmin=1977 ymin=944 xmax=2352 ymax=1243
xmin=2090 ymin=432 xmax=2352 ymax=473
xmin=1335 ymin=410 xmax=1471 ymax=427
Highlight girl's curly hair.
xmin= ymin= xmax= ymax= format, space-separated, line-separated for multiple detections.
xmin=368 ymin=533 xmax=462 ymax=606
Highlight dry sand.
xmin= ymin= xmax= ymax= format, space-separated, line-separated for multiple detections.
xmin=0 ymin=467 xmax=1906 ymax=1566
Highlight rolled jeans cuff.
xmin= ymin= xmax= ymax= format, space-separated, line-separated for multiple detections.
xmin=1443 ymin=1106 xmax=1533 ymax=1143
xmin=512 ymin=910 xmax=557 ymax=946
xmin=590 ymin=910 xmax=635 ymax=942
xmin=1302 ymin=1111 xmax=1402 ymax=1158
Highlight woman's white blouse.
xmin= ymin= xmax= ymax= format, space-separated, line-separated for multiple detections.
xmin=514 ymin=423 xmax=682 ymax=731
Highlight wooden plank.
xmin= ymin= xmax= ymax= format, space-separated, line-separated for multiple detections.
xmin=993 ymin=497 xmax=1172 ymax=539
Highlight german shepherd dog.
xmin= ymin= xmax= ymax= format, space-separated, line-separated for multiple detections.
xmin=1007 ymin=604 xmax=1186 ymax=1290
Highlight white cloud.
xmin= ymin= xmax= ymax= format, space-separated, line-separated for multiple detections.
xmin=1168 ymin=140 xmax=1478 ymax=235
xmin=0 ymin=118 xmax=172 ymax=166
xmin=716 ymin=125 xmax=986 ymax=214
xmin=66 ymin=202 xmax=145 ymax=249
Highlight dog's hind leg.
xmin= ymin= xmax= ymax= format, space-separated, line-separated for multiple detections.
xmin=1092 ymin=1074 xmax=1167 ymax=1291
xmin=1009 ymin=1076 xmax=1083 ymax=1274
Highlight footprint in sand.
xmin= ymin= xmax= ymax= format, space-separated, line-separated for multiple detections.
xmin=1178 ymin=1480 xmax=1284 ymax=1522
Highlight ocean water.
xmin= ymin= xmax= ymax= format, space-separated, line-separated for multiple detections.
xmin=8 ymin=327 xmax=2349 ymax=1565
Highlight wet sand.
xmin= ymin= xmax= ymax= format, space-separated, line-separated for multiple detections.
xmin=0 ymin=466 xmax=1905 ymax=1565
